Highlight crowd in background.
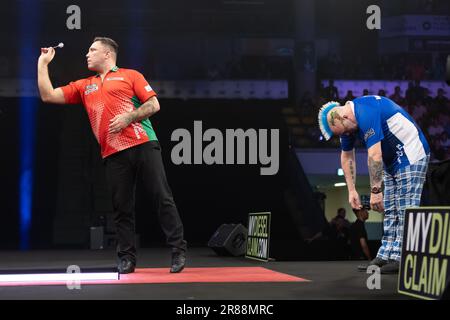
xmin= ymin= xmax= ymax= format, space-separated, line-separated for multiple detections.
xmin=186 ymin=52 xmax=446 ymax=82
xmin=298 ymin=79 xmax=450 ymax=162
xmin=197 ymin=56 xmax=292 ymax=81
xmin=306 ymin=207 xmax=372 ymax=261
xmin=317 ymin=53 xmax=447 ymax=81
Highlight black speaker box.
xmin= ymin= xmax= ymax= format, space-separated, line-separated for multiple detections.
xmin=208 ymin=224 xmax=248 ymax=256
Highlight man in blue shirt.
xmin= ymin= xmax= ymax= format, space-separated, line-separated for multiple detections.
xmin=318 ymin=95 xmax=430 ymax=273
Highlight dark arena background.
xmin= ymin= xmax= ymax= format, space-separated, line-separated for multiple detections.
xmin=0 ymin=0 xmax=449 ymax=312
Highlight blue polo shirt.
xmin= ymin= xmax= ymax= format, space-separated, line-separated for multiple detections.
xmin=340 ymin=96 xmax=430 ymax=174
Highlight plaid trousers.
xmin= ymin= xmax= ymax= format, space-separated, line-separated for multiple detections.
xmin=376 ymin=155 xmax=429 ymax=262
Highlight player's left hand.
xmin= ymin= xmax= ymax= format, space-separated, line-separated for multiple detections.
xmin=109 ymin=113 xmax=133 ymax=134
xmin=370 ymin=192 xmax=384 ymax=213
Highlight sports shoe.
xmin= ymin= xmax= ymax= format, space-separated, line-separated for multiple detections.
xmin=170 ymin=250 xmax=186 ymax=273
xmin=357 ymin=257 xmax=388 ymax=271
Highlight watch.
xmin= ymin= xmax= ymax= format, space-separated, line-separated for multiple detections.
xmin=371 ymin=186 xmax=382 ymax=194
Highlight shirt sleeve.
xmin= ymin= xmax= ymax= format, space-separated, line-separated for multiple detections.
xmin=340 ymin=134 xmax=356 ymax=151
xmin=358 ymin=103 xmax=383 ymax=149
xmin=131 ymin=70 xmax=157 ymax=103
xmin=59 ymin=80 xmax=83 ymax=104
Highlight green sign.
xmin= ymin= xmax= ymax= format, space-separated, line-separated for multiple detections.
xmin=246 ymin=212 xmax=271 ymax=262
xmin=398 ymin=207 xmax=450 ymax=300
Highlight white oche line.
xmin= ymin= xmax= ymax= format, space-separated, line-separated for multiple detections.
xmin=0 ymin=272 xmax=118 ymax=282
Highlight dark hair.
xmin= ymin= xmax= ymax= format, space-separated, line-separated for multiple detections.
xmin=353 ymin=208 xmax=368 ymax=216
xmin=93 ymin=37 xmax=119 ymax=55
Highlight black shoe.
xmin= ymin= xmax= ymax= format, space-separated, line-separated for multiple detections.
xmin=380 ymin=260 xmax=399 ymax=274
xmin=357 ymin=257 xmax=388 ymax=271
xmin=118 ymin=259 xmax=135 ymax=274
xmin=357 ymin=264 xmax=369 ymax=271
xmin=170 ymin=250 xmax=186 ymax=273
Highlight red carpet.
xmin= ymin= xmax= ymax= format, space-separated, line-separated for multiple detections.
xmin=0 ymin=267 xmax=309 ymax=287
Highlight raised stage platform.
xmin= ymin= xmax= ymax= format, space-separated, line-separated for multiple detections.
xmin=0 ymin=247 xmax=406 ymax=300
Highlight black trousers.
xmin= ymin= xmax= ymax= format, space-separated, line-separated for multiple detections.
xmin=104 ymin=141 xmax=187 ymax=264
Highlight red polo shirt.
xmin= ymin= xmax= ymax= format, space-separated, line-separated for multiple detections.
xmin=60 ymin=66 xmax=158 ymax=158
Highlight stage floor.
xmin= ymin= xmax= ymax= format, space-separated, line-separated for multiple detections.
xmin=0 ymin=247 xmax=409 ymax=300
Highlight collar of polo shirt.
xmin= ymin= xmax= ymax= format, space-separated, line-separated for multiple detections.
xmin=95 ymin=66 xmax=119 ymax=77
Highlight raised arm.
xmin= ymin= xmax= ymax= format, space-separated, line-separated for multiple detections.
xmin=37 ymin=47 xmax=65 ymax=104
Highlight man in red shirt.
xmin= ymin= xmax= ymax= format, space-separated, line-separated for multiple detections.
xmin=37 ymin=37 xmax=187 ymax=274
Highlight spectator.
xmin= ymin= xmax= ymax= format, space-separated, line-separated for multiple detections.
xmin=343 ymin=90 xmax=356 ymax=103
xmin=442 ymin=113 xmax=450 ymax=130
xmin=439 ymin=131 xmax=450 ymax=154
xmin=334 ymin=216 xmax=350 ymax=243
xmin=403 ymin=103 xmax=413 ymax=115
xmin=350 ymin=208 xmax=372 ymax=261
xmin=443 ymin=113 xmax=450 ymax=136
xmin=413 ymin=80 xmax=426 ymax=101
xmin=428 ymin=117 xmax=445 ymax=138
xmin=318 ymin=53 xmax=444 ymax=81
xmin=389 ymin=86 xmax=405 ymax=105
xmin=435 ymin=88 xmax=448 ymax=107
xmin=405 ymin=81 xmax=415 ymax=103
xmin=306 ymin=218 xmax=348 ymax=243
xmin=306 ymin=208 xmax=350 ymax=244
xmin=432 ymin=135 xmax=446 ymax=161
xmin=331 ymin=208 xmax=351 ymax=230
xmin=305 ymin=220 xmax=333 ymax=243
xmin=441 ymin=131 xmax=450 ymax=154
xmin=423 ymin=88 xmax=434 ymax=106
xmin=324 ymin=79 xmax=339 ymax=101
xmin=412 ymin=100 xmax=427 ymax=122
xmin=378 ymin=89 xmax=386 ymax=97
xmin=362 ymin=89 xmax=369 ymax=96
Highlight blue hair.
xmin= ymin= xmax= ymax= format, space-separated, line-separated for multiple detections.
xmin=317 ymin=101 xmax=339 ymax=140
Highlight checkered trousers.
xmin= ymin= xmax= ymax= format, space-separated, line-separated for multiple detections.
xmin=376 ymin=155 xmax=430 ymax=262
